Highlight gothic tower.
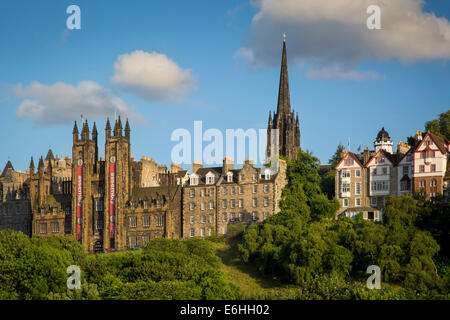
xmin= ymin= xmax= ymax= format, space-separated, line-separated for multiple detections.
xmin=71 ymin=120 xmax=99 ymax=251
xmin=267 ymin=36 xmax=300 ymax=161
xmin=104 ymin=116 xmax=131 ymax=251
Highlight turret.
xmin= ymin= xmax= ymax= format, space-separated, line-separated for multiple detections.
xmin=38 ymin=156 xmax=44 ymax=174
xmin=81 ymin=120 xmax=90 ymax=140
xmin=125 ymin=118 xmax=130 ymax=140
xmin=73 ymin=121 xmax=79 ymax=143
xmin=29 ymin=156 xmax=35 ymax=175
xmin=105 ymin=117 xmax=111 ymax=139
xmin=116 ymin=116 xmax=123 ymax=137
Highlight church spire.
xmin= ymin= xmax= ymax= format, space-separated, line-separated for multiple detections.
xmin=277 ymin=35 xmax=291 ymax=115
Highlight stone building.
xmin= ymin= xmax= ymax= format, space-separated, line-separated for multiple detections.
xmin=0 ymin=161 xmax=31 ymax=234
xmin=183 ymin=157 xmax=287 ymax=238
xmin=267 ymin=37 xmax=301 ymax=161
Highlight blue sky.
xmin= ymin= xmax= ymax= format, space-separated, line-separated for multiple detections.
xmin=0 ymin=0 xmax=449 ymax=172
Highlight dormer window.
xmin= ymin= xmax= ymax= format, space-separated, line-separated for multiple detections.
xmin=190 ymin=174 xmax=199 ymax=186
xmin=227 ymin=172 xmax=233 ymax=182
xmin=264 ymin=170 xmax=271 ymax=180
xmin=206 ymin=172 xmax=215 ymax=185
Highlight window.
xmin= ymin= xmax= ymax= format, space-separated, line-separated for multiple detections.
xmin=157 ymin=200 xmax=162 ymax=208
xmin=239 ymin=213 xmax=243 ymax=221
xmin=372 ymin=168 xmax=377 ymax=176
xmin=143 ymin=216 xmax=150 ymax=227
xmin=345 ymin=159 xmax=353 ymax=166
xmin=201 ymin=215 xmax=206 ymax=223
xmin=431 ymin=164 xmax=436 ymax=172
xmin=252 ymin=198 xmax=257 ymax=207
xmin=264 ymin=172 xmax=271 ymax=180
xmin=209 ymin=201 xmax=214 ymax=210
xmin=190 ymin=202 xmax=195 ymax=211
xmin=382 ymin=167 xmax=388 ymax=175
xmin=96 ymin=200 xmax=103 ymax=211
xmin=231 ymin=187 xmax=235 ymax=195
xmin=239 ymin=174 xmax=243 ymax=181
xmin=356 ymin=198 xmax=361 ymax=207
xmin=96 ymin=219 xmax=103 ymax=230
xmin=371 ymin=197 xmax=377 ymax=206
xmin=190 ymin=176 xmax=199 ymax=185
xmin=264 ymin=197 xmax=269 ymax=207
xmin=201 ymin=202 xmax=206 ymax=211
xmin=52 ymin=222 xmax=59 ymax=233
xmin=342 ymin=170 xmax=350 ymax=178
xmin=371 ymin=181 xmax=389 ymax=191
xmin=142 ymin=236 xmax=149 ymax=245
xmin=130 ymin=202 xmax=136 ymax=210
xmin=40 ymin=223 xmax=47 ymax=234
xmin=222 ymin=187 xmax=227 ymax=195
xmin=190 ymin=215 xmax=195 ymax=224
xmin=355 ymin=169 xmax=361 ymax=177
xmin=230 ymin=199 xmax=235 ymax=208
xmin=130 ymin=237 xmax=137 ymax=248
xmin=200 ymin=228 xmax=205 ymax=237
xmin=239 ymin=186 xmax=244 ymax=194
xmin=406 ymin=154 xmax=412 ymax=162
xmin=238 ymin=199 xmax=243 ymax=208
xmin=129 ymin=216 xmax=137 ymax=228
xmin=190 ymin=228 xmax=195 ymax=237
xmin=143 ymin=201 xmax=149 ymax=209
xmin=355 ymin=183 xmax=361 ymax=195
xmin=264 ymin=184 xmax=269 ymax=193
xmin=252 ymin=212 xmax=257 ymax=221
xmin=343 ymin=198 xmax=348 ymax=207
xmin=65 ymin=207 xmax=71 ymax=216
xmin=231 ymin=213 xmax=235 ymax=222
xmin=227 ymin=173 xmax=233 ymax=182
xmin=403 ymin=166 xmax=409 ymax=175
xmin=253 ymin=174 xmax=257 ymax=181
xmin=264 ymin=212 xmax=269 ymax=219
xmin=419 ymin=165 xmax=425 ymax=173
xmin=420 ymin=180 xmax=426 ymax=188
xmin=208 ymin=228 xmax=212 ymax=237
xmin=53 ymin=208 xmax=58 ymax=215
xmin=342 ymin=183 xmax=350 ymax=193
xmin=253 ymin=185 xmax=257 ymax=193
xmin=222 ymin=213 xmax=227 ymax=221
xmin=222 ymin=200 xmax=227 ymax=209
xmin=201 ymin=188 xmax=206 ymax=197
xmin=206 ymin=175 xmax=215 ymax=185
xmin=400 ymin=180 xmax=411 ymax=191
xmin=209 ymin=214 xmax=214 ymax=223
xmin=209 ymin=188 xmax=214 ymax=196
xmin=190 ymin=189 xmax=195 ymax=198
xmin=431 ymin=179 xmax=437 ymax=187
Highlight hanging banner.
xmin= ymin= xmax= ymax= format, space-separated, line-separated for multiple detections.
xmin=76 ymin=159 xmax=83 ymax=241
xmin=109 ymin=155 xmax=116 ymax=239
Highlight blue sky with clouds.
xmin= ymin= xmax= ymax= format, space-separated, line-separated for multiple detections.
xmin=0 ymin=0 xmax=449 ymax=172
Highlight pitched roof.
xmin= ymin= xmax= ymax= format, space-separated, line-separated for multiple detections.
xmin=45 ymin=149 xmax=55 ymax=161
xmin=335 ymin=152 xmax=363 ymax=169
xmin=365 ymin=149 xmax=396 ymax=167
xmin=428 ymin=132 xmax=448 ymax=154
xmin=1 ymin=161 xmax=14 ymax=177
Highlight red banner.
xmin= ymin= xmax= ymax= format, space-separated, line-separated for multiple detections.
xmin=109 ymin=158 xmax=116 ymax=239
xmin=76 ymin=161 xmax=83 ymax=241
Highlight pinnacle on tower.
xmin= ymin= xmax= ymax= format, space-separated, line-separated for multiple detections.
xmin=106 ymin=117 xmax=111 ymax=138
xmin=29 ymin=156 xmax=35 ymax=173
xmin=38 ymin=156 xmax=44 ymax=172
xmin=92 ymin=121 xmax=98 ymax=139
xmin=125 ymin=118 xmax=130 ymax=138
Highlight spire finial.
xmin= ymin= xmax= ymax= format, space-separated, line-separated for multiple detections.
xmin=283 ymin=33 xmax=286 ymax=42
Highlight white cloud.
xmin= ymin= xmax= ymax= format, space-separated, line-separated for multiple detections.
xmin=111 ymin=50 xmax=196 ymax=102
xmin=307 ymin=65 xmax=384 ymax=81
xmin=14 ymin=81 xmax=143 ymax=125
xmin=241 ymin=0 xmax=450 ymax=79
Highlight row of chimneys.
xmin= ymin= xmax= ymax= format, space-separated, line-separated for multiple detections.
xmin=192 ymin=157 xmax=255 ymax=174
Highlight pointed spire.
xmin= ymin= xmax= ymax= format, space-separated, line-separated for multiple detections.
xmin=82 ymin=120 xmax=90 ymax=140
xmin=38 ymin=156 xmax=44 ymax=172
xmin=125 ymin=118 xmax=130 ymax=138
xmin=106 ymin=117 xmax=111 ymax=138
xmin=45 ymin=148 xmax=55 ymax=162
xmin=117 ymin=116 xmax=123 ymax=136
xmin=277 ymin=35 xmax=291 ymax=115
xmin=29 ymin=157 xmax=35 ymax=171
xmin=92 ymin=121 xmax=98 ymax=139
xmin=113 ymin=118 xmax=118 ymax=136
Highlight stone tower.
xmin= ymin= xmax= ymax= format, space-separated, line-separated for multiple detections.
xmin=104 ymin=116 xmax=131 ymax=251
xmin=267 ymin=36 xmax=300 ymax=161
xmin=71 ymin=120 xmax=99 ymax=251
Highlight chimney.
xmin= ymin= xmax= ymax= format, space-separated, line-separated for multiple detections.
xmin=244 ymin=158 xmax=254 ymax=167
xmin=415 ymin=130 xmax=423 ymax=142
xmin=223 ymin=157 xmax=234 ymax=173
xmin=170 ymin=163 xmax=182 ymax=174
xmin=363 ymin=147 xmax=371 ymax=165
xmin=397 ymin=141 xmax=411 ymax=157
xmin=192 ymin=161 xmax=203 ymax=173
